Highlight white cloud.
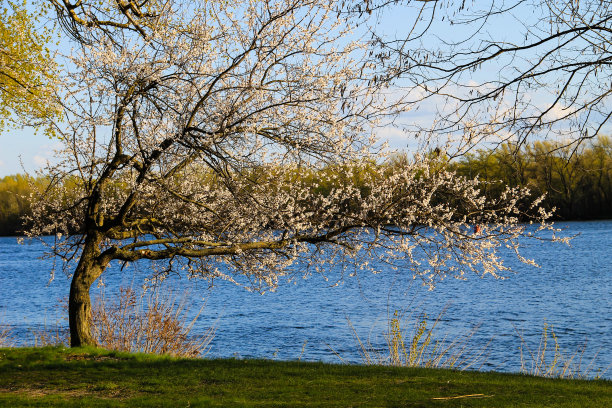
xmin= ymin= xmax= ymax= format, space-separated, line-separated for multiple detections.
xmin=542 ymin=103 xmax=570 ymax=122
xmin=33 ymin=155 xmax=50 ymax=168
xmin=31 ymin=141 xmax=61 ymax=170
xmin=376 ymin=126 xmax=408 ymax=142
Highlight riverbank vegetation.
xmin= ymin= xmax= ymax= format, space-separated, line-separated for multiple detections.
xmin=0 ymin=174 xmax=39 ymax=236
xmin=0 ymin=347 xmax=610 ymax=407
xmin=2 ymin=136 xmax=610 ymax=236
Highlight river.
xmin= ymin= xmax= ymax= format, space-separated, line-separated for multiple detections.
xmin=0 ymin=221 xmax=610 ymax=377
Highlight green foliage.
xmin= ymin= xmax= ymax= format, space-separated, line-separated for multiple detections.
xmin=0 ymin=0 xmax=59 ymax=135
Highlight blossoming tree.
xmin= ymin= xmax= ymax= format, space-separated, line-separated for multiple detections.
xmin=34 ymin=0 xmax=563 ymax=347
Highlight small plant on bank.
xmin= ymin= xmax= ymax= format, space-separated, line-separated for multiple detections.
xmin=29 ymin=324 xmax=67 ymax=347
xmin=348 ymin=307 xmax=490 ymax=370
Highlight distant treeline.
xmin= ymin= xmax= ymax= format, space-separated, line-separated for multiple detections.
xmin=1 ymin=137 xmax=611 ymax=235
xmin=452 ymin=136 xmax=612 ymax=221
xmin=0 ymin=174 xmax=44 ymax=236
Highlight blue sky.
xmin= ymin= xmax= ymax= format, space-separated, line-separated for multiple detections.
xmin=0 ymin=128 xmax=59 ymax=177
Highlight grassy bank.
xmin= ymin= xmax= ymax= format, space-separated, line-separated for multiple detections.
xmin=0 ymin=347 xmax=611 ymax=407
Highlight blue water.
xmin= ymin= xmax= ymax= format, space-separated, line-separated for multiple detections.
xmin=0 ymin=221 xmax=610 ymax=377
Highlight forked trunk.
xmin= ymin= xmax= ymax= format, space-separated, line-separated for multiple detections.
xmin=69 ymin=234 xmax=105 ymax=347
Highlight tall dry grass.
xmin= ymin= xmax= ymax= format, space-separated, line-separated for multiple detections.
xmin=29 ymin=323 xmax=67 ymax=347
xmin=91 ymin=286 xmax=215 ymax=357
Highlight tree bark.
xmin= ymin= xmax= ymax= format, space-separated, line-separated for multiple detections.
xmin=69 ymin=233 xmax=105 ymax=347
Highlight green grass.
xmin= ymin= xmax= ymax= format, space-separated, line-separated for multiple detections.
xmin=0 ymin=346 xmax=610 ymax=407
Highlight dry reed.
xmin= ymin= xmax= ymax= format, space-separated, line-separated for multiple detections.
xmin=29 ymin=323 xmax=67 ymax=347
xmin=348 ymin=307 xmax=490 ymax=370
xmin=516 ymin=322 xmax=610 ymax=379
xmin=0 ymin=323 xmax=14 ymax=347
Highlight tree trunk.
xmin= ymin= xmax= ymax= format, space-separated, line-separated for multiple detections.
xmin=69 ymin=234 xmax=105 ymax=347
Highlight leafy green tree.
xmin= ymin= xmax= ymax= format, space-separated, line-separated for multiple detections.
xmin=0 ymin=1 xmax=58 ymax=134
